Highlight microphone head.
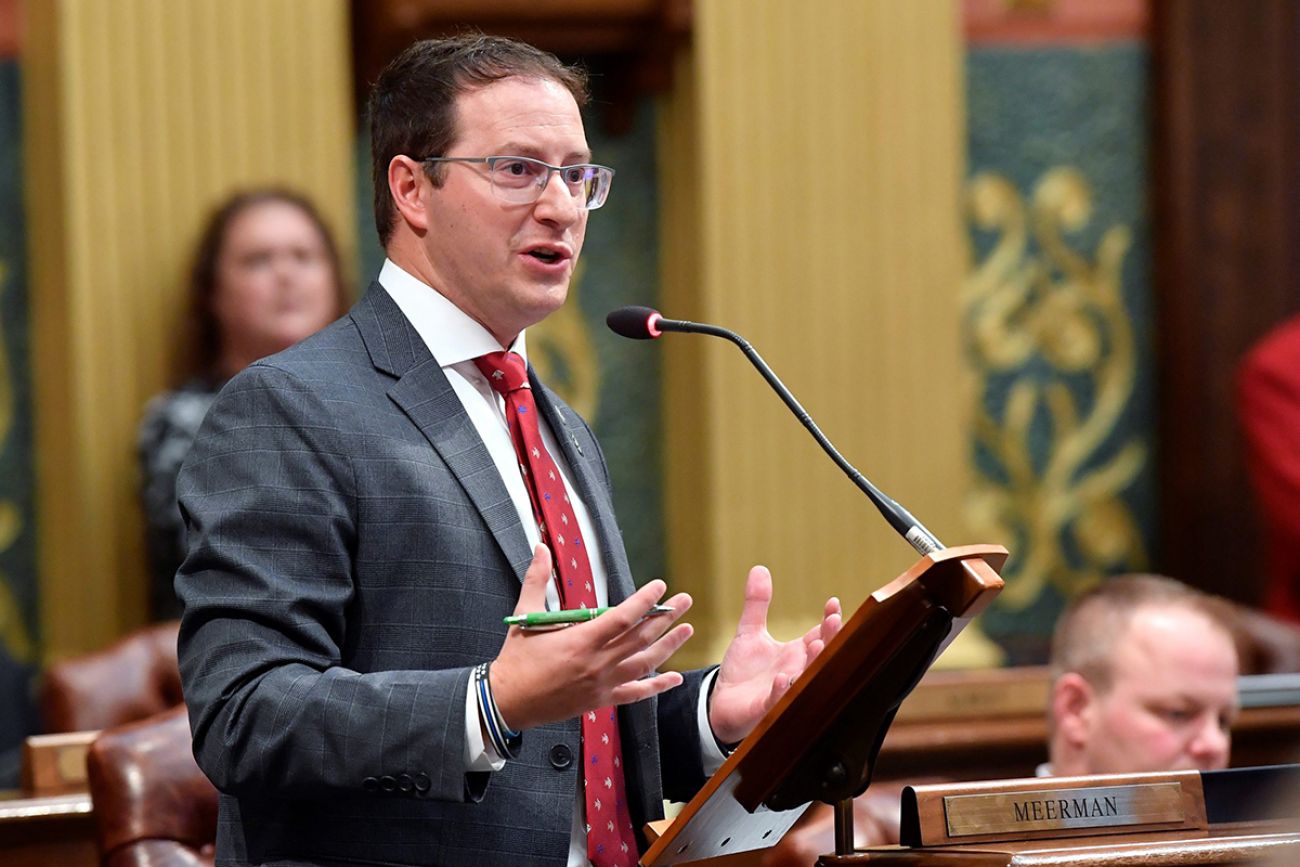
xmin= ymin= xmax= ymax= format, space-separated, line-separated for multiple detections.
xmin=606 ymin=305 xmax=664 ymax=340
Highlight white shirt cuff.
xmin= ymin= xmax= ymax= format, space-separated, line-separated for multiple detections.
xmin=697 ymin=668 xmax=728 ymax=776
xmin=464 ymin=673 xmax=507 ymax=772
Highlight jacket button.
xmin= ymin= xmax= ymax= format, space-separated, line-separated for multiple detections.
xmin=413 ymin=773 xmax=431 ymax=793
xmin=397 ymin=773 xmax=414 ymax=793
xmin=362 ymin=776 xmax=379 ymax=792
xmin=549 ymin=744 xmax=573 ymax=770
xmin=380 ymin=775 xmax=397 ymax=792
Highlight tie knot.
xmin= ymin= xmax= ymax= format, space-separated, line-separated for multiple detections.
xmin=475 ymin=351 xmax=529 ymax=395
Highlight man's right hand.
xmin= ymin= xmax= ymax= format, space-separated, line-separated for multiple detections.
xmin=489 ymin=545 xmax=694 ymax=732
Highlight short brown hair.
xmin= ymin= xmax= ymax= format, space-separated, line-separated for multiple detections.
xmin=1049 ymin=573 xmax=1239 ymax=693
xmin=366 ymin=33 xmax=590 ymax=247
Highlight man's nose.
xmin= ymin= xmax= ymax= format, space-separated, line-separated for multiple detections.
xmin=533 ymin=171 xmax=581 ymax=224
xmin=1189 ymin=719 xmax=1231 ymax=769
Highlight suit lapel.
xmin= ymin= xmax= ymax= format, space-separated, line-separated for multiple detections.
xmin=353 ymin=286 xmax=534 ymax=583
xmin=530 ymin=373 xmax=637 ymax=606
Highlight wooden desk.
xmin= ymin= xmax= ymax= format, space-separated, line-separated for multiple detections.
xmin=821 ymin=823 xmax=1300 ymax=865
xmin=686 ymin=670 xmax=1300 ymax=866
xmin=0 ymin=790 xmax=96 ymax=867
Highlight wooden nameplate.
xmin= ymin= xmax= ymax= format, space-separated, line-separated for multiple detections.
xmin=900 ymin=771 xmax=1209 ymax=847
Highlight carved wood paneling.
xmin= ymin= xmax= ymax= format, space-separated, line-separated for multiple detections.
xmin=1151 ymin=0 xmax=1300 ymax=604
xmin=351 ymin=0 xmax=691 ymax=133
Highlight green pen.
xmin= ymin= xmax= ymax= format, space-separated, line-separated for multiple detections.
xmin=505 ymin=605 xmax=675 ymax=628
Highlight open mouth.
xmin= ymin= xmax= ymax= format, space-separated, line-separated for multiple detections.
xmin=527 ymin=249 xmax=563 ymax=264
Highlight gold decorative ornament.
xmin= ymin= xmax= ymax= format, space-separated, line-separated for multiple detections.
xmin=963 ymin=167 xmax=1147 ymax=609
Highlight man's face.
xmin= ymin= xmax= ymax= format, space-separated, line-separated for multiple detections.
xmin=1078 ymin=606 xmax=1239 ymax=774
xmin=419 ymin=76 xmax=590 ymax=346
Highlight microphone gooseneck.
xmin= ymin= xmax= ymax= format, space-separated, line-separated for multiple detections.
xmin=605 ymin=305 xmax=944 ymax=557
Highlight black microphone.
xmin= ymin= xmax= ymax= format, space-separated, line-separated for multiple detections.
xmin=605 ymin=305 xmax=944 ymax=556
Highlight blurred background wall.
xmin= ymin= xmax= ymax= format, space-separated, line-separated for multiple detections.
xmin=22 ymin=0 xmax=356 ymax=662
xmin=0 ymin=0 xmax=1297 ymax=757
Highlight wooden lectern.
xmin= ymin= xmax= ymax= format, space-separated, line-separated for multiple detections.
xmin=642 ymin=544 xmax=1007 ymax=866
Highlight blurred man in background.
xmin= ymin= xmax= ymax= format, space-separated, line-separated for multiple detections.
xmin=1046 ymin=573 xmax=1238 ymax=776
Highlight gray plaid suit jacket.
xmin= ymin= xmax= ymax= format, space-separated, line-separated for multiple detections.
xmin=176 ymin=284 xmax=708 ymax=867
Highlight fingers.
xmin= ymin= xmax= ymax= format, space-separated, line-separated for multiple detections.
xmin=804 ymin=638 xmax=824 ymax=665
xmin=601 ymin=594 xmax=695 ymax=705
xmin=803 ymin=598 xmax=842 ymax=651
xmin=512 ymin=545 xmax=553 ymax=617
xmin=765 ymin=667 xmax=798 ymax=709
xmin=601 ymin=591 xmax=692 ymax=656
xmin=800 ymin=606 xmax=837 ymax=649
xmin=736 ymin=565 xmax=774 ymax=635
xmin=822 ymin=597 xmax=843 ymax=641
xmin=793 ymin=598 xmax=840 ymax=674
xmin=610 ymin=670 xmax=685 ymax=705
xmin=585 ymin=579 xmax=670 ymax=642
xmin=611 ymin=621 xmax=694 ymax=683
xmin=821 ymin=610 xmax=842 ymax=644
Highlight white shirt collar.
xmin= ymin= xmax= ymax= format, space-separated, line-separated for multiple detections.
xmin=377 ymin=258 xmax=529 ymax=368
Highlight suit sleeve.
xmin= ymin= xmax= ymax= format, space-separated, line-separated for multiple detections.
xmin=657 ymin=667 xmax=713 ymax=802
xmin=176 ymin=363 xmax=489 ymax=804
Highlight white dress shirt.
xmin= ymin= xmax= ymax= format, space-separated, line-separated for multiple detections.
xmin=379 ymin=259 xmax=724 ymax=865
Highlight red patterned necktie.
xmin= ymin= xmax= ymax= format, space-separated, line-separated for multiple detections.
xmin=475 ymin=351 xmax=638 ymax=866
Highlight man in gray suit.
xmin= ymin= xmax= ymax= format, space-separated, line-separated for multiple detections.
xmin=177 ymin=34 xmax=842 ymax=867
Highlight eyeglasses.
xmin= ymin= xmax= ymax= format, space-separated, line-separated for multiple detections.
xmin=419 ymin=155 xmax=615 ymax=210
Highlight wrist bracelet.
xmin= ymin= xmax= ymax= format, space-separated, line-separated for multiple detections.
xmin=475 ymin=663 xmax=522 ymax=760
xmin=475 ymin=664 xmax=512 ymax=757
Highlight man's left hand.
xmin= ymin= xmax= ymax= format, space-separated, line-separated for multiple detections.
xmin=708 ymin=566 xmax=842 ymax=746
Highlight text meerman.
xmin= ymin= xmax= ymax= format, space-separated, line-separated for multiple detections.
xmin=1012 ymin=795 xmax=1120 ymax=823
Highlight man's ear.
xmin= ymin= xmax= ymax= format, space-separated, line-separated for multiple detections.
xmin=388 ymin=155 xmax=431 ymax=233
xmin=1051 ymin=672 xmax=1096 ymax=748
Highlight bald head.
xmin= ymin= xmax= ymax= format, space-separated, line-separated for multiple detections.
xmin=1047 ymin=575 xmax=1240 ymax=776
xmin=1050 ymin=574 xmax=1238 ymax=692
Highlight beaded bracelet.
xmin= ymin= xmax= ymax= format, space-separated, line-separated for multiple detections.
xmin=474 ymin=662 xmax=522 ymax=760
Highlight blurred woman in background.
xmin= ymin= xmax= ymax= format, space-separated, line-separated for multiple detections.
xmin=138 ymin=189 xmax=348 ymax=620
